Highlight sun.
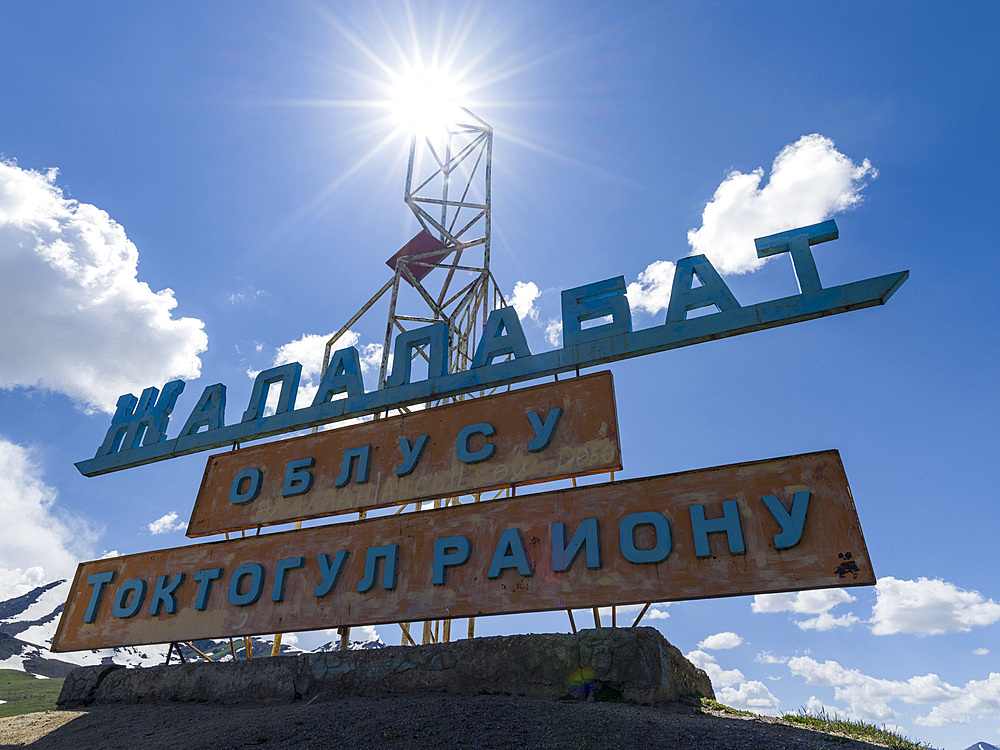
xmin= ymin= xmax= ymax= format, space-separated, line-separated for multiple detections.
xmin=386 ymin=63 xmax=469 ymax=139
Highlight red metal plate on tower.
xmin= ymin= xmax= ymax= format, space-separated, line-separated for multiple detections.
xmin=385 ymin=229 xmax=449 ymax=283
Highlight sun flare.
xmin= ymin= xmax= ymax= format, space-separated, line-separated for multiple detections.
xmin=387 ymin=64 xmax=468 ymax=137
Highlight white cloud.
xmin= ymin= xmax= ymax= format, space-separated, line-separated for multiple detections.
xmin=787 ymin=656 xmax=963 ymax=723
xmin=255 ymin=329 xmax=383 ymax=409
xmin=871 ymin=577 xmax=1000 ymax=636
xmin=752 ymin=589 xmax=856 ymax=615
xmin=99 ymin=549 xmax=120 ymax=559
xmin=0 ymin=437 xmax=97 ymax=599
xmin=973 ymin=648 xmax=990 ymax=656
xmin=685 ymin=649 xmax=745 ymax=688
xmin=915 ymin=673 xmax=1000 ymax=727
xmin=688 ymin=648 xmax=779 ymax=715
xmin=509 ymin=281 xmax=540 ymax=321
xmin=0 ymin=160 xmax=207 ymax=413
xmin=789 ymin=656 xmax=1000 ymax=728
xmin=698 ymin=631 xmax=743 ymax=650
xmin=755 ymin=651 xmax=788 ymax=665
xmin=543 ymin=318 xmax=561 ymax=348
xmin=751 ymin=589 xmax=859 ymax=630
xmin=804 ymin=695 xmax=848 ymax=719
xmin=147 ymin=511 xmax=186 ymax=535
xmin=686 ymin=134 xmax=876 ymax=275
xmin=646 ymin=606 xmax=670 ymax=620
xmin=718 ymin=680 xmax=781 ymax=713
xmin=795 ymin=611 xmax=862 ymax=631
xmin=626 ymin=259 xmax=676 ymax=316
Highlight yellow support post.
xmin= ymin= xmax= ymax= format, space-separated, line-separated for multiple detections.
xmin=631 ymin=603 xmax=652 ymax=627
xmin=400 ymin=623 xmax=417 ymax=646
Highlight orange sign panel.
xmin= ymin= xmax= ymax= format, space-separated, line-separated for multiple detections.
xmin=53 ymin=450 xmax=872 ymax=652
xmin=186 ymin=372 xmax=622 ymax=538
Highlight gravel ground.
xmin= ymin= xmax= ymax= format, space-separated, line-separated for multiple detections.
xmin=0 ymin=694 xmax=911 ymax=750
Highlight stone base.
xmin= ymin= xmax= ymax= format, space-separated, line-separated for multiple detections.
xmin=57 ymin=627 xmax=713 ymax=708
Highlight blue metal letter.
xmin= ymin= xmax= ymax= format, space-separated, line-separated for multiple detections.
xmin=272 ymin=557 xmax=305 ymax=602
xmin=552 ymin=519 xmax=601 ymax=571
xmin=385 ymin=322 xmax=450 ymax=388
xmin=561 ymin=276 xmax=632 ymax=348
xmin=690 ymin=501 xmax=745 ymax=557
xmin=313 ymin=550 xmax=347 ymax=597
xmin=281 ymin=458 xmax=314 ymax=497
xmin=527 ymin=408 xmax=563 ymax=452
xmin=357 ymin=545 xmax=399 ymax=592
xmin=333 ymin=446 xmax=372 ymax=487
xmin=96 ymin=381 xmax=185 ymax=456
xmin=755 ymin=219 xmax=838 ymax=295
xmin=456 ymin=423 xmax=496 ymax=464
xmin=471 ymin=307 xmax=532 ymax=368
xmin=312 ymin=347 xmax=365 ymax=405
xmin=618 ymin=512 xmax=671 ymax=564
xmin=666 ymin=255 xmax=740 ymax=323
xmin=178 ymin=383 xmax=226 ymax=438
xmin=112 ymin=578 xmax=147 ymax=619
xmin=241 ymin=363 xmax=302 ymax=422
xmin=192 ymin=568 xmax=223 ymax=610
xmin=432 ymin=536 xmax=472 ymax=585
xmin=229 ymin=468 xmax=263 ymax=505
xmin=83 ymin=571 xmax=116 ymax=623
xmin=487 ymin=528 xmax=533 ymax=578
xmin=761 ymin=491 xmax=811 ymax=549
xmin=228 ymin=563 xmax=265 ymax=607
xmin=148 ymin=573 xmax=185 ymax=616
xmin=315 ymin=551 xmax=349 ymax=597
xmin=396 ymin=435 xmax=429 ymax=477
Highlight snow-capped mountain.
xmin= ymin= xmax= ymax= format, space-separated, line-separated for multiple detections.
xmin=963 ymin=743 xmax=1000 ymax=750
xmin=0 ymin=580 xmax=384 ymax=678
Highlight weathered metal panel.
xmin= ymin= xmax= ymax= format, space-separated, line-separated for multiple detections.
xmin=53 ymin=450 xmax=873 ymax=652
xmin=385 ymin=229 xmax=449 ymax=283
xmin=186 ymin=372 xmax=621 ymax=537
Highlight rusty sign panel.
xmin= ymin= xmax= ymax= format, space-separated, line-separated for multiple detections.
xmin=186 ymin=372 xmax=621 ymax=538
xmin=53 ymin=450 xmax=872 ymax=652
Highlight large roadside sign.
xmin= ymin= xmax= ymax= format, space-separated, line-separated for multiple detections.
xmin=187 ymin=372 xmax=621 ymax=537
xmin=53 ymin=450 xmax=870 ymax=652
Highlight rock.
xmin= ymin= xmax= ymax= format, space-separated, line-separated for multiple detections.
xmin=57 ymin=664 xmax=124 ymax=706
xmin=57 ymin=627 xmax=713 ymax=708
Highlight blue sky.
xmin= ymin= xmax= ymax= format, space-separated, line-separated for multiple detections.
xmin=1 ymin=2 xmax=998 ymax=746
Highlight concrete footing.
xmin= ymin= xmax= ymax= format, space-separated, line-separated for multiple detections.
xmin=57 ymin=627 xmax=713 ymax=708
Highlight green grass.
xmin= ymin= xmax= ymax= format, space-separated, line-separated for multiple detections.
xmin=697 ymin=698 xmax=936 ymax=749
xmin=779 ymin=707 xmax=936 ymax=749
xmin=698 ymin=697 xmax=755 ymax=717
xmin=0 ymin=669 xmax=65 ymax=718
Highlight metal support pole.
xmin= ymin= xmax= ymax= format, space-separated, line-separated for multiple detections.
xmin=631 ymin=603 xmax=652 ymax=627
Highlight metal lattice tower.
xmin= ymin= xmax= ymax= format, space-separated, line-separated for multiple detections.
xmin=315 ymin=108 xmax=500 ymax=648
xmin=321 ymin=108 xmax=503 ymax=399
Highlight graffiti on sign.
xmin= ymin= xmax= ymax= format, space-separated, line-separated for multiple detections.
xmin=187 ymin=372 xmax=621 ymax=537
xmin=53 ymin=450 xmax=872 ymax=652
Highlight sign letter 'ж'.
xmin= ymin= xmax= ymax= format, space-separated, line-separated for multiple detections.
xmin=53 ymin=450 xmax=873 ymax=652
xmin=187 ymin=372 xmax=622 ymax=537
